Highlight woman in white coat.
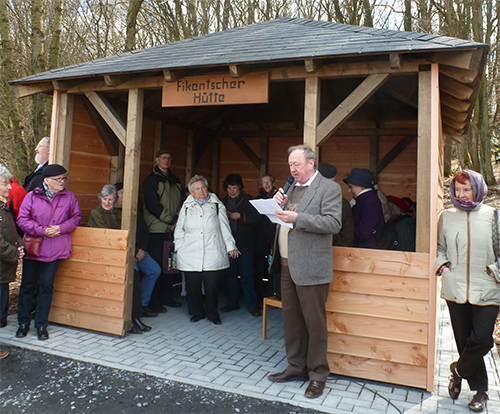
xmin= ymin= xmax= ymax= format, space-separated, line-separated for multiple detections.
xmin=175 ymin=175 xmax=239 ymax=325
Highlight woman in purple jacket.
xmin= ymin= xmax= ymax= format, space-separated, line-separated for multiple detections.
xmin=16 ymin=164 xmax=81 ymax=340
xmin=343 ymin=168 xmax=384 ymax=249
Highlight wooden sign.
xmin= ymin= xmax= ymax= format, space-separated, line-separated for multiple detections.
xmin=162 ymin=71 xmax=268 ymax=107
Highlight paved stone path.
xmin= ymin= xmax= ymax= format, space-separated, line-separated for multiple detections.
xmin=0 ymin=300 xmax=498 ymax=413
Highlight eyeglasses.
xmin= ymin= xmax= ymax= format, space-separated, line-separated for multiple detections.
xmin=158 ymin=156 xmax=171 ymax=161
xmin=48 ymin=177 xmax=67 ymax=183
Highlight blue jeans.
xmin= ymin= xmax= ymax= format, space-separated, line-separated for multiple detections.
xmin=226 ymin=249 xmax=257 ymax=310
xmin=18 ymin=259 xmax=60 ymax=328
xmin=0 ymin=283 xmax=9 ymax=319
xmin=134 ymin=252 xmax=161 ymax=307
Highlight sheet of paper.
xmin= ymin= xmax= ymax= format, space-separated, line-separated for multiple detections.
xmin=249 ymin=199 xmax=293 ymax=228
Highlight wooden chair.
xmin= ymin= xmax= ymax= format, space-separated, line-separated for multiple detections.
xmin=262 ymin=296 xmax=282 ymax=339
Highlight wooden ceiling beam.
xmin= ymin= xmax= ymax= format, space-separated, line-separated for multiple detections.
xmin=229 ymin=64 xmax=249 ymax=78
xmin=53 ymin=79 xmax=82 ymax=92
xmin=12 ymin=81 xmax=53 ymax=98
xmin=270 ymin=59 xmax=424 ymax=81
xmin=230 ymin=136 xmax=260 ymax=170
xmin=316 ymin=73 xmax=390 ymax=146
xmin=104 ymin=74 xmax=132 ymax=87
xmin=85 ymin=91 xmax=126 ymax=145
xmin=219 ymin=128 xmax=417 ymax=138
xmin=305 ymin=58 xmax=322 ymax=73
xmin=441 ymin=105 xmax=468 ymax=122
xmin=68 ymin=76 xmax=163 ymax=93
xmin=389 ymin=53 xmax=401 ymax=69
xmin=429 ymin=49 xmax=483 ymax=71
xmin=440 ymin=92 xmax=471 ymax=112
xmin=440 ymin=74 xmax=474 ymax=100
xmin=163 ymin=69 xmax=185 ymax=82
xmin=443 ymin=132 xmax=463 ymax=144
xmin=380 ymin=83 xmax=418 ymax=109
xmin=442 ymin=115 xmax=466 ymax=131
xmin=439 ymin=65 xmax=478 ymax=84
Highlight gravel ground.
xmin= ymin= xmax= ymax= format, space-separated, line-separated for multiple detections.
xmin=0 ymin=346 xmax=314 ymax=414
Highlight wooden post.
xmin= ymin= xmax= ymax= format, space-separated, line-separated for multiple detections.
xmin=260 ymin=136 xmax=269 ymax=175
xmin=121 ymin=88 xmax=144 ymax=332
xmin=186 ymin=130 xmax=195 ymax=186
xmin=370 ymin=135 xmax=378 ymax=178
xmin=154 ymin=120 xmax=162 ymax=164
xmin=417 ymin=64 xmax=441 ymax=391
xmin=303 ymin=77 xmax=320 ymax=153
xmin=53 ymin=93 xmax=75 ymax=170
xmin=211 ymin=136 xmax=221 ymax=194
xmin=110 ymin=144 xmax=125 ymax=184
xmin=48 ymin=90 xmax=60 ymax=164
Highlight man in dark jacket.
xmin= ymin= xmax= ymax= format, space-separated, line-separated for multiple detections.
xmin=142 ymin=150 xmax=184 ymax=311
xmin=23 ymin=137 xmax=50 ymax=193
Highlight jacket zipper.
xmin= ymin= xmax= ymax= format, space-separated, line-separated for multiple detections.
xmin=466 ymin=212 xmax=470 ymax=301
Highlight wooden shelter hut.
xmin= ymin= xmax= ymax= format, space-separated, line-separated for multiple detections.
xmin=10 ymin=18 xmax=488 ymax=391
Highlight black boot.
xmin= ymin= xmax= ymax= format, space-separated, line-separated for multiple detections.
xmin=135 ymin=318 xmax=152 ymax=332
xmin=128 ymin=319 xmax=142 ymax=334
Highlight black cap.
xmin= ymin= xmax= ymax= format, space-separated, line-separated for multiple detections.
xmin=318 ymin=163 xmax=337 ymax=179
xmin=43 ymin=164 xmax=67 ymax=178
xmin=114 ymin=182 xmax=124 ymax=191
xmin=155 ymin=149 xmax=172 ymax=158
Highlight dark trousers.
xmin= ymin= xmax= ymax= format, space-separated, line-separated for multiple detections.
xmin=132 ymin=270 xmax=143 ymax=320
xmin=226 ymin=249 xmax=257 ymax=310
xmin=148 ymin=232 xmax=174 ymax=310
xmin=185 ymin=271 xmax=220 ymax=321
xmin=18 ymin=259 xmax=60 ymax=328
xmin=0 ymin=283 xmax=9 ymax=319
xmin=253 ymin=255 xmax=267 ymax=305
xmin=281 ymin=265 xmax=330 ymax=382
xmin=447 ymin=300 xmax=499 ymax=392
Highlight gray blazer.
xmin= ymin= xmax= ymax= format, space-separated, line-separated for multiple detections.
xmin=281 ymin=173 xmax=342 ymax=286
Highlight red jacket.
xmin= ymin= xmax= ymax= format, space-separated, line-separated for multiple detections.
xmin=8 ymin=178 xmax=27 ymax=219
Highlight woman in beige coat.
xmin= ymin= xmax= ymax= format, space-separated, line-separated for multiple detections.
xmin=436 ymin=170 xmax=500 ymax=412
xmin=175 ymin=175 xmax=238 ymax=325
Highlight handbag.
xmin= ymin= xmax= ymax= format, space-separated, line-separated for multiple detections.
xmin=23 ymin=198 xmax=60 ymax=257
xmin=24 ymin=234 xmax=43 ymax=257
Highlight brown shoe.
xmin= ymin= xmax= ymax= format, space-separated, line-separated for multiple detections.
xmin=268 ymin=370 xmax=308 ymax=383
xmin=448 ymin=361 xmax=462 ymax=400
xmin=305 ymin=380 xmax=325 ymax=399
xmin=0 ymin=317 xmax=6 ymax=328
xmin=0 ymin=350 xmax=8 ymax=359
xmin=469 ymin=391 xmax=488 ymax=412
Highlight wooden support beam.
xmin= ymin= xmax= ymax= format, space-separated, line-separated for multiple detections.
xmin=219 ymin=127 xmax=418 ymax=138
xmin=48 ymin=90 xmax=61 ymax=165
xmin=121 ymin=88 xmax=144 ymax=331
xmin=68 ymin=76 xmax=164 ymax=93
xmin=81 ymin=96 xmax=119 ymax=156
xmin=260 ymin=136 xmax=269 ymax=175
xmin=303 ymin=77 xmax=321 ymax=152
xmin=443 ymin=132 xmax=462 ymax=144
xmin=104 ymin=74 xmax=132 ymax=87
xmin=153 ymin=120 xmax=162 ymax=164
xmin=389 ymin=53 xmax=401 ymax=69
xmin=52 ymin=79 xmax=82 ymax=92
xmin=109 ymin=144 xmax=125 ymax=185
xmin=211 ymin=136 xmax=221 ymax=193
xmin=376 ymin=134 xmax=416 ymax=174
xmin=163 ymin=69 xmax=185 ymax=82
xmin=85 ymin=91 xmax=127 ymax=146
xmin=442 ymin=124 xmax=464 ymax=137
xmin=316 ymin=73 xmax=390 ymax=146
xmin=381 ymin=80 xmax=418 ymax=109
xmin=439 ymin=75 xmax=474 ymax=101
xmin=53 ymin=93 xmax=75 ymax=170
xmin=231 ymin=137 xmax=260 ymax=170
xmin=440 ymin=92 xmax=471 ymax=113
xmin=439 ymin=65 xmax=478 ymax=84
xmin=12 ymin=81 xmax=53 ymax=98
xmin=195 ymin=134 xmax=212 ymax=166
xmin=305 ymin=58 xmax=322 ymax=73
xmin=229 ymin=64 xmax=248 ymax=78
xmin=429 ymin=49 xmax=483 ymax=71
xmin=185 ymin=131 xmax=195 ymax=186
xmin=370 ymin=136 xmax=378 ymax=177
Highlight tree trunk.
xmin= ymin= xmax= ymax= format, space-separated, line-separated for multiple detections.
xmin=125 ymin=0 xmax=144 ymax=52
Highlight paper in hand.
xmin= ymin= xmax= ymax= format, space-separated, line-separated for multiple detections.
xmin=249 ymin=199 xmax=293 ymax=228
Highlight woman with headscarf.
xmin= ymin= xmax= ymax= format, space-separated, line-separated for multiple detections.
xmin=437 ymin=170 xmax=500 ymax=412
xmin=0 ymin=164 xmax=25 ymax=359
xmin=16 ymin=164 xmax=81 ymax=341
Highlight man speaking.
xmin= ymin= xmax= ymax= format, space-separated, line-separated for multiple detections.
xmin=269 ymin=145 xmax=342 ymax=399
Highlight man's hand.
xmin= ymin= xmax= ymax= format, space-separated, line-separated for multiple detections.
xmin=228 ymin=212 xmax=241 ymax=221
xmin=168 ymin=223 xmax=176 ymax=232
xmin=135 ymin=248 xmax=146 ymax=263
xmin=275 ymin=210 xmax=298 ymax=224
xmin=273 ymin=188 xmax=288 ymax=208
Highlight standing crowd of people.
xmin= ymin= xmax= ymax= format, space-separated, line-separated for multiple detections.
xmin=0 ymin=138 xmax=498 ymax=411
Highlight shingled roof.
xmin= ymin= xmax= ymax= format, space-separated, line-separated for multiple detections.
xmin=11 ymin=17 xmax=488 ymax=85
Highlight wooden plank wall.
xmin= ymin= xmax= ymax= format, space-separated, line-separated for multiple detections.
xmin=329 ymin=247 xmax=431 ymax=389
xmin=68 ymin=99 xmax=112 ymax=225
xmin=49 ymin=227 xmax=129 ymax=336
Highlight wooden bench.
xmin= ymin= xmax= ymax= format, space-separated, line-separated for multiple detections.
xmin=262 ymin=296 xmax=282 ymax=340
